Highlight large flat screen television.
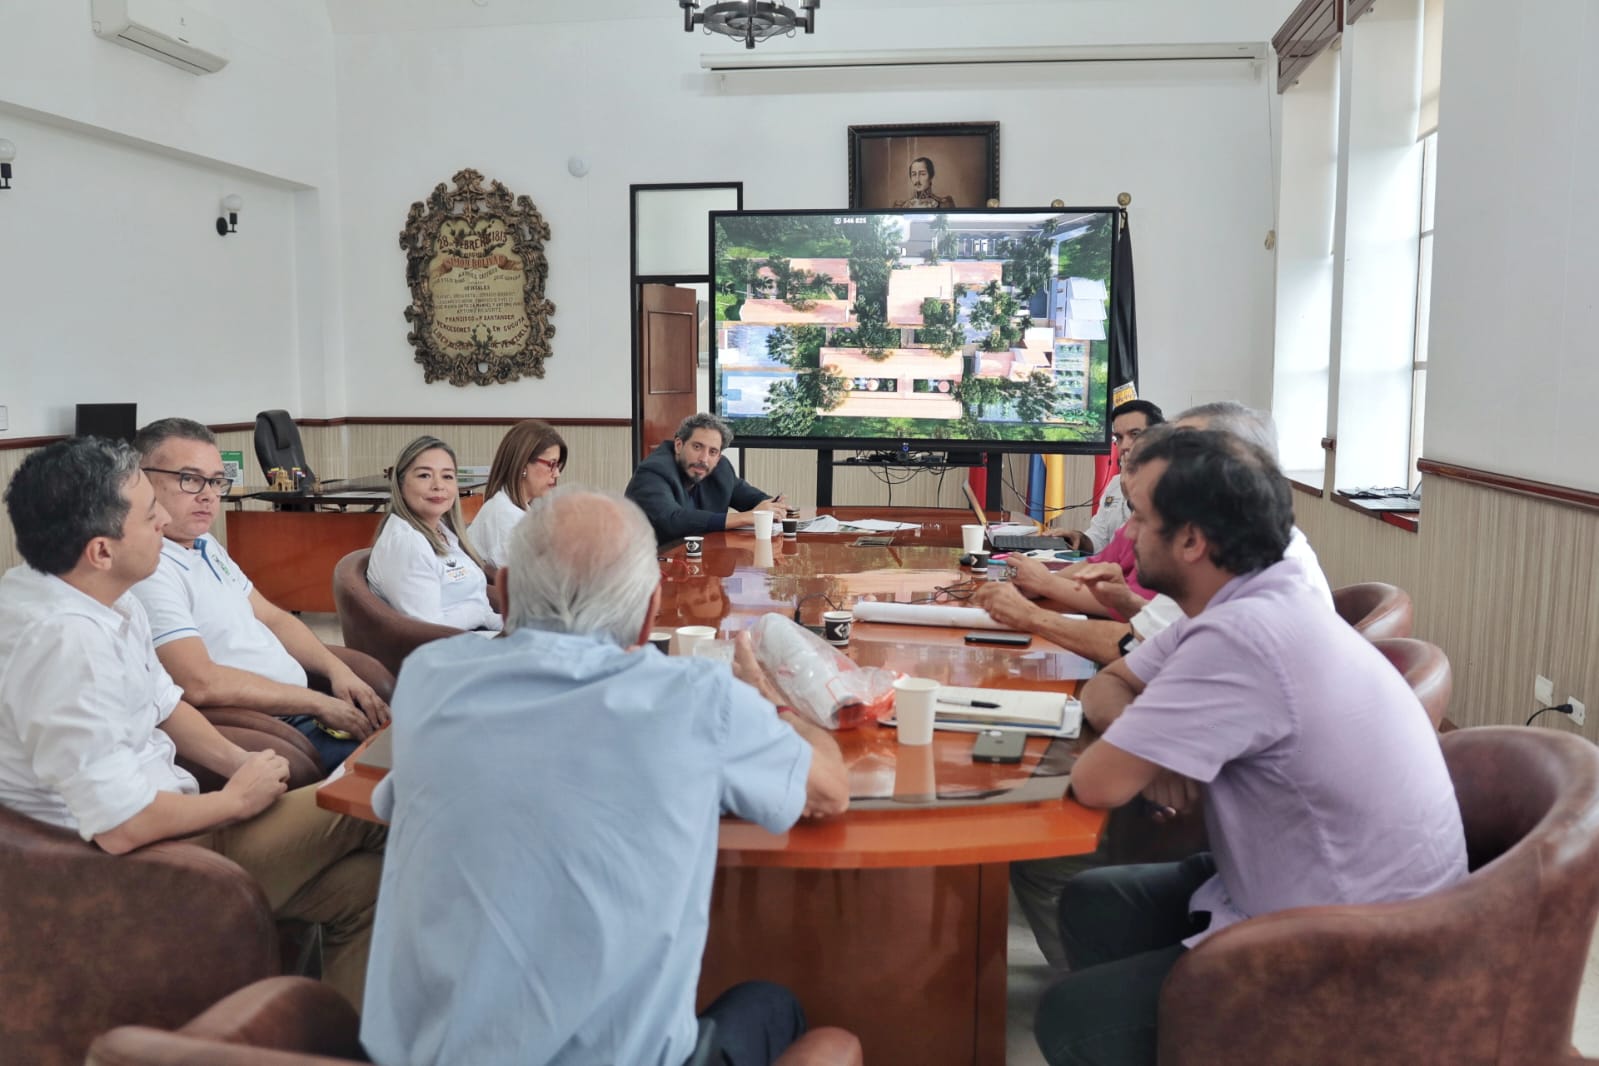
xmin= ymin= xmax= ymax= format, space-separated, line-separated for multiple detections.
xmin=710 ymin=207 xmax=1118 ymax=454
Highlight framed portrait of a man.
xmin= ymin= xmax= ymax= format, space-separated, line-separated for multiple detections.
xmin=847 ymin=122 xmax=1000 ymax=209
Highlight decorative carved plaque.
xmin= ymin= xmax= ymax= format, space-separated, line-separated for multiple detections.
xmin=400 ymin=168 xmax=555 ymax=386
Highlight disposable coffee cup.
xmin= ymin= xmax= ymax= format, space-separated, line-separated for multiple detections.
xmin=752 ymin=511 xmax=774 ymax=540
xmin=961 ymin=524 xmax=985 ymax=554
xmin=822 ymin=610 xmax=853 ymax=646
xmin=782 ymin=516 xmax=799 ymax=538
xmin=672 ymin=625 xmax=717 ymax=656
xmin=684 ymin=536 xmax=703 ymax=557
xmin=970 ymin=550 xmax=991 ymax=571
xmin=648 ymin=630 xmax=672 ymax=654
xmin=893 ymin=677 xmax=939 ymax=746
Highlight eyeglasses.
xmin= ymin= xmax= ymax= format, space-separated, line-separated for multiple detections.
xmin=528 ymin=457 xmax=564 ymax=474
xmin=142 ymin=467 xmax=235 ymax=495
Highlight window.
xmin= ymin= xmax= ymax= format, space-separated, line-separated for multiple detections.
xmin=1409 ymin=132 xmax=1437 ymax=487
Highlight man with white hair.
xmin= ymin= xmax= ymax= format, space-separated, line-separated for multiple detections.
xmin=361 ymin=488 xmax=849 ymax=1066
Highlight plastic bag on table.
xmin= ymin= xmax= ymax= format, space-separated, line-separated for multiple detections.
xmin=747 ymin=613 xmax=897 ymax=731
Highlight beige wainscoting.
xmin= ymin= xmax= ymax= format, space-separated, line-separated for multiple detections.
xmin=1293 ymin=477 xmax=1598 ymax=738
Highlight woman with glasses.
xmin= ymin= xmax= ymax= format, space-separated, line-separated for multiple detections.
xmin=368 ymin=435 xmax=501 ymax=632
xmin=467 ymin=419 xmax=568 ymax=569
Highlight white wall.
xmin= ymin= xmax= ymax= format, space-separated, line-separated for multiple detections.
xmin=0 ymin=0 xmax=343 ymax=437
xmin=1423 ymin=0 xmax=1599 ymax=491
xmin=330 ymin=0 xmax=1295 ymax=420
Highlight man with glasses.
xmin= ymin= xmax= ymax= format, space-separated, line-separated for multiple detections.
xmin=130 ymin=418 xmax=389 ymax=771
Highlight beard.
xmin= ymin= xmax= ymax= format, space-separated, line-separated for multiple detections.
xmin=678 ymin=457 xmax=711 ymax=482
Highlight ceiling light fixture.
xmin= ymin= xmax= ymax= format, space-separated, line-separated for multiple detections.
xmin=680 ymin=1 xmax=818 ymax=49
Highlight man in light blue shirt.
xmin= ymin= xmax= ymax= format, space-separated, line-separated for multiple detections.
xmin=361 ymin=487 xmax=849 ymax=1066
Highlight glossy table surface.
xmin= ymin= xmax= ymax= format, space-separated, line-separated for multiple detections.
xmin=318 ymin=507 xmax=1106 ymax=868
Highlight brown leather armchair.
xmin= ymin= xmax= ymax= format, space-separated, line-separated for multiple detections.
xmin=0 ymin=805 xmax=279 ymax=1066
xmin=332 ymin=549 xmax=463 ymax=678
xmin=88 ymin=976 xmax=866 ymax=1066
xmin=1372 ymin=636 xmax=1452 ymax=729
xmin=1158 ymin=726 xmax=1599 ymax=1066
xmin=1332 ymin=581 xmax=1414 ymax=640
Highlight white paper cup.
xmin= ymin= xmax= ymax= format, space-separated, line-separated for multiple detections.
xmin=672 ymin=625 xmax=717 ymax=656
xmin=893 ymin=677 xmax=939 ymax=746
xmin=753 ymin=511 xmax=774 ymax=540
xmin=961 ymin=524 xmax=985 ymax=554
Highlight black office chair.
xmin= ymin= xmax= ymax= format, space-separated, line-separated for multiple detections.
xmin=253 ymin=410 xmax=315 ymax=486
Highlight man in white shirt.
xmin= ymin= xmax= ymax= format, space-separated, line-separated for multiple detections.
xmin=0 ymin=437 xmax=385 ymax=1007
xmin=131 ymin=418 xmax=390 ymax=770
xmin=1049 ymin=399 xmax=1165 ymax=550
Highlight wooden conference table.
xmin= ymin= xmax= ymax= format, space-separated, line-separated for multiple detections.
xmin=317 ymin=507 xmax=1106 ymax=1066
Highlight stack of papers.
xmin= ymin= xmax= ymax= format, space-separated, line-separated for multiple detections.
xmin=797 ymin=516 xmax=922 ymax=533
xmin=886 ymin=687 xmax=1083 ymax=738
xmin=853 ymin=601 xmax=1088 ymax=633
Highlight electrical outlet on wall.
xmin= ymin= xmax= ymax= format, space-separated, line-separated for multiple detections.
xmin=0 ymin=405 xmax=8 ymax=431
xmin=1535 ymin=674 xmax=1554 ymax=706
xmin=1570 ymin=698 xmax=1586 ymax=727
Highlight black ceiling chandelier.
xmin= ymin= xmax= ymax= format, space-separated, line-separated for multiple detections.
xmin=680 ymin=1 xmax=819 ymax=49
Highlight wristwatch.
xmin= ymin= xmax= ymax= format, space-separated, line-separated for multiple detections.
xmin=1117 ymin=631 xmax=1140 ymax=657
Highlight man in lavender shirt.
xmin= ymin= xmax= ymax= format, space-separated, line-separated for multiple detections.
xmin=1034 ymin=428 xmax=1466 ymax=1066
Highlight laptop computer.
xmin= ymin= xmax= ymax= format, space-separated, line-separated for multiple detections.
xmin=961 ymin=482 xmax=1075 ymax=553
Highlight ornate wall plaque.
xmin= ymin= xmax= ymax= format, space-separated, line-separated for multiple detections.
xmin=400 ymin=168 xmax=555 ymax=386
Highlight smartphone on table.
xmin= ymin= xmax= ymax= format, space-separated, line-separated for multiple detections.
xmin=964 ymin=631 xmax=1032 ymax=647
xmin=972 ymin=729 xmax=1027 ymax=763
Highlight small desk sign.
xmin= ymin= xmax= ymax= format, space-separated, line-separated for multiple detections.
xmin=221 ymin=450 xmax=244 ymax=494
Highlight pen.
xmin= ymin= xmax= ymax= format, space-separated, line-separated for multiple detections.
xmin=939 ymin=697 xmax=1001 ymax=709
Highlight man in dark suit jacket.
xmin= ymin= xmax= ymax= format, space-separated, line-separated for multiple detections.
xmin=625 ymin=413 xmax=785 ymax=544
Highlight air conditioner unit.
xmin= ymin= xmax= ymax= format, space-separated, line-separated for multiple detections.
xmin=91 ymin=0 xmax=229 ymax=75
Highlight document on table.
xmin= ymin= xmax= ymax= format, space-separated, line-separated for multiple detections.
xmin=988 ymin=522 xmax=1043 ymax=536
xmin=797 ymin=516 xmax=922 ymax=533
xmin=853 ymin=600 xmax=1087 ymax=632
xmin=884 ymin=693 xmax=1083 ymax=738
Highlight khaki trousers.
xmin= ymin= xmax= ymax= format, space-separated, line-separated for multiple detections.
xmin=194 ymin=784 xmax=386 ymax=1010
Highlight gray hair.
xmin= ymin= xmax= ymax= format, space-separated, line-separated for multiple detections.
xmin=4 ymin=437 xmax=143 ymax=575
xmin=504 ymin=487 xmax=661 ymax=647
xmin=674 ymin=412 xmax=733 ymax=450
xmin=1175 ymin=401 xmax=1279 ymax=461
xmin=133 ymin=417 xmax=216 ymax=459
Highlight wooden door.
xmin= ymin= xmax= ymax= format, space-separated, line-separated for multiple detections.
xmin=638 ymin=284 xmax=700 ymax=459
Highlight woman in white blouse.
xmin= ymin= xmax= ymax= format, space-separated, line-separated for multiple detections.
xmin=368 ymin=435 xmax=502 ymax=632
xmin=466 ymin=419 xmax=568 ymax=569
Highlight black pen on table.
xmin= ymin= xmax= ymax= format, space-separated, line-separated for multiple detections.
xmin=938 ymin=697 xmax=1000 ymax=709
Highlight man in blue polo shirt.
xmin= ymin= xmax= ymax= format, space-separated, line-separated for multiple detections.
xmin=1034 ymin=428 xmax=1466 ymax=1066
xmin=361 ymin=487 xmax=849 ymax=1065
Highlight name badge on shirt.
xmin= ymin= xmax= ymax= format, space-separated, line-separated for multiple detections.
xmin=445 ymin=562 xmax=470 ymax=583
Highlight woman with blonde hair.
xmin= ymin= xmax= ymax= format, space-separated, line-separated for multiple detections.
xmin=368 ymin=435 xmax=502 ymax=631
xmin=467 ymin=419 xmax=568 ymax=569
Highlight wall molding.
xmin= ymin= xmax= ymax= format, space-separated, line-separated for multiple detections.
xmin=1418 ymin=458 xmax=1599 ymax=515
xmin=0 ymin=415 xmax=634 ymax=451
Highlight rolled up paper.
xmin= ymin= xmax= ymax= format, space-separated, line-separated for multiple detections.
xmin=852 ymin=601 xmax=1085 ymax=630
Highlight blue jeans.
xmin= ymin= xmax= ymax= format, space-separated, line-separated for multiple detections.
xmin=284 ymin=714 xmax=360 ymax=770
xmin=1034 ymin=853 xmax=1217 ymax=1066
xmin=697 ymin=981 xmax=807 ymax=1066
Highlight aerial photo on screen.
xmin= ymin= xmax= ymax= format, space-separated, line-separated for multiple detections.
xmin=712 ymin=210 xmax=1114 ymax=445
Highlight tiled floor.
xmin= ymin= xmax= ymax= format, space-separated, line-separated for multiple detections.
xmin=311 ymin=611 xmax=1599 ymax=1060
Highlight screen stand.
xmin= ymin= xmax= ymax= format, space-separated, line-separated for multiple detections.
xmin=986 ymin=453 xmax=1004 ymax=512
xmin=816 ymin=449 xmax=834 ymax=507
